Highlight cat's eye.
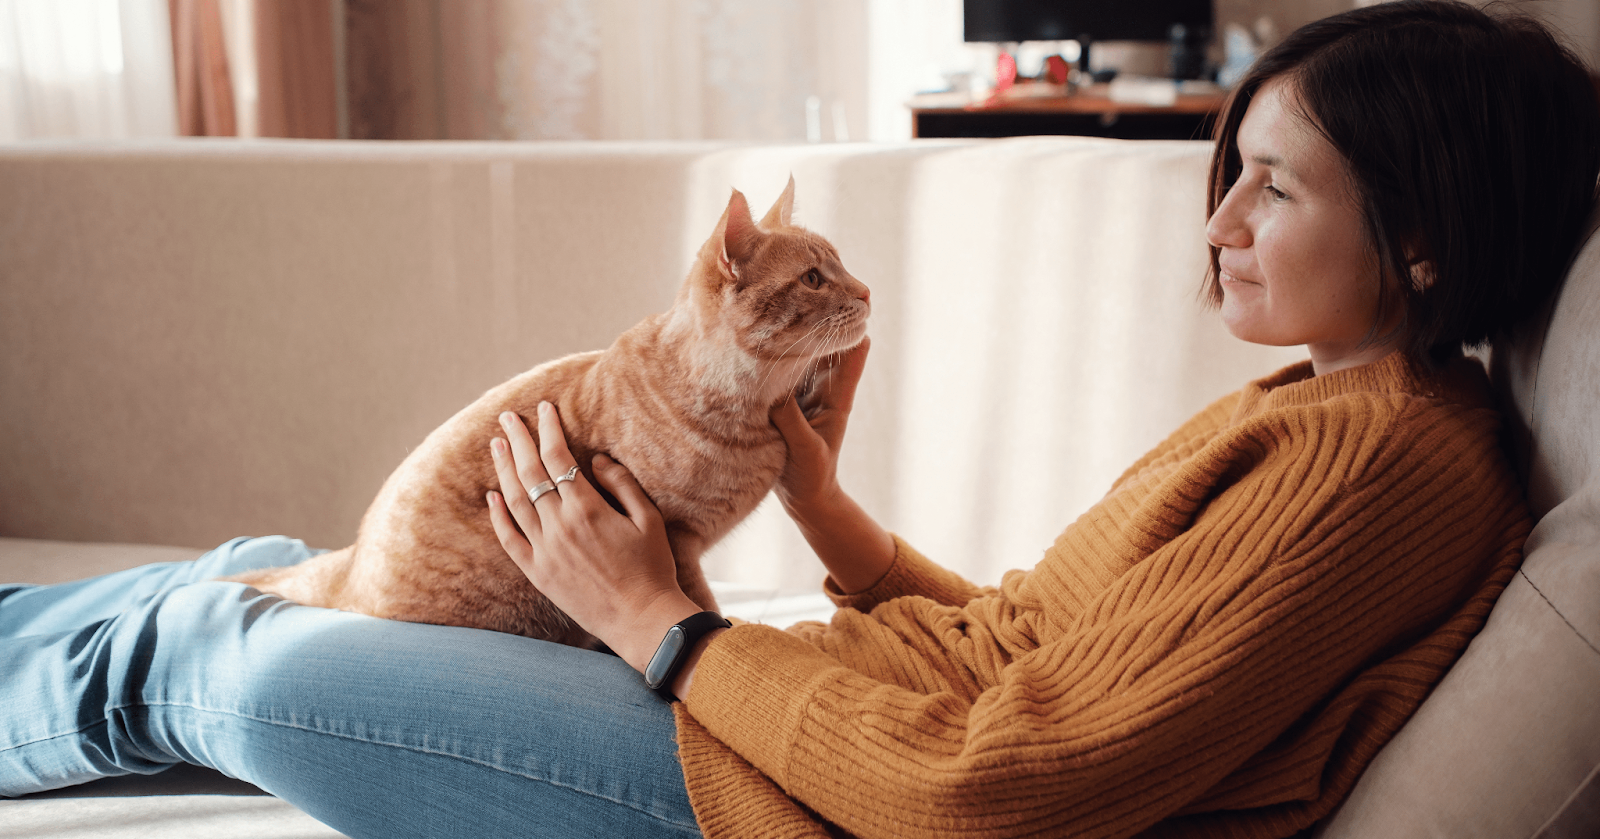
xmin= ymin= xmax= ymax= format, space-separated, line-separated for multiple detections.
xmin=801 ymin=269 xmax=824 ymax=290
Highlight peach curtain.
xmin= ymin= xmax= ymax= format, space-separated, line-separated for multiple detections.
xmin=253 ymin=0 xmax=338 ymax=139
xmin=168 ymin=0 xmax=236 ymax=136
xmin=343 ymin=0 xmax=499 ymax=141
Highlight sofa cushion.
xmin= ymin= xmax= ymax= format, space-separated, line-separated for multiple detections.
xmin=1318 ymin=220 xmax=1600 ymax=837
xmin=2 ymin=762 xmax=347 ymax=839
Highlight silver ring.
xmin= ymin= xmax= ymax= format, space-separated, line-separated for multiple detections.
xmin=553 ymin=464 xmax=580 ymax=486
xmin=527 ymin=480 xmax=557 ymax=504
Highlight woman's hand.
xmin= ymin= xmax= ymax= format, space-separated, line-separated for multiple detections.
xmin=769 ymin=338 xmax=896 ymax=594
xmin=770 ymin=337 xmax=871 ymax=517
xmin=487 ymin=403 xmax=701 ymax=673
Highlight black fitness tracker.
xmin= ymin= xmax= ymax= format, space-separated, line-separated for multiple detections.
xmin=644 ymin=610 xmax=731 ymax=700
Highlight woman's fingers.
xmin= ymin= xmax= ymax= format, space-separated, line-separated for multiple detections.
xmin=498 ymin=410 xmax=554 ymax=502
xmin=771 ymin=393 xmax=815 ymax=443
xmin=507 ymin=402 xmax=615 ymax=523
xmin=592 ymin=453 xmax=660 ymax=530
xmin=488 ymin=433 xmax=541 ymax=562
xmin=825 ymin=336 xmax=871 ymax=416
xmin=798 ymin=337 xmax=871 ymax=443
xmin=534 ymin=402 xmax=588 ymax=501
xmin=487 ymin=485 xmax=533 ymax=563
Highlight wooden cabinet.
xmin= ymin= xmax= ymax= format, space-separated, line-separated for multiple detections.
xmin=909 ymin=85 xmax=1227 ymax=141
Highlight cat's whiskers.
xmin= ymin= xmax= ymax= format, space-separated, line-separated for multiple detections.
xmin=799 ymin=323 xmax=838 ymax=388
xmin=783 ymin=317 xmax=847 ymax=401
xmin=769 ymin=318 xmax=834 ymax=362
xmin=792 ymin=333 xmax=828 ymax=402
xmin=789 ymin=317 xmax=856 ymax=410
xmin=752 ymin=318 xmax=835 ymax=404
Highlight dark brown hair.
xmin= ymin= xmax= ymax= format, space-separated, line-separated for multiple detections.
xmin=1205 ymin=0 xmax=1600 ymax=364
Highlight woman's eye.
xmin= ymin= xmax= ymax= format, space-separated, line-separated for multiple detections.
xmin=1265 ymin=184 xmax=1289 ymax=201
xmin=802 ymin=269 xmax=824 ymax=289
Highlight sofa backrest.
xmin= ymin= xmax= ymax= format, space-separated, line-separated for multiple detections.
xmin=1318 ymin=219 xmax=1600 ymax=836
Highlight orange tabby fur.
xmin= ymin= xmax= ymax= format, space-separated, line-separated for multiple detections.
xmin=224 ymin=180 xmax=870 ymax=647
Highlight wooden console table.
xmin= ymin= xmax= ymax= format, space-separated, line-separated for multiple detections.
xmin=910 ymin=84 xmax=1227 ymax=141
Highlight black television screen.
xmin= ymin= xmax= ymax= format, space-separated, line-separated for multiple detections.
xmin=964 ymin=0 xmax=1212 ymax=43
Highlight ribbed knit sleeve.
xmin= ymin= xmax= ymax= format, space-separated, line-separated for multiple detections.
xmin=676 ymin=354 xmax=1528 ymax=839
xmin=824 ymin=534 xmax=992 ymax=612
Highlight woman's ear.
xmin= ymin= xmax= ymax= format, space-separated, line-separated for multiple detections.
xmin=1402 ymin=239 xmax=1435 ymax=291
xmin=1409 ymin=259 xmax=1436 ymax=291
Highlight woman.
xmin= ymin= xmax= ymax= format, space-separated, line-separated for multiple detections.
xmin=4 ymin=2 xmax=1597 ymax=837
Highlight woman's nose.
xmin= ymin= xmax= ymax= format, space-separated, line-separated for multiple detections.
xmin=1206 ymin=184 xmax=1250 ymax=250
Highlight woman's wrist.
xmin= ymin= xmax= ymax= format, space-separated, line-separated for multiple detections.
xmin=610 ymin=592 xmax=705 ymax=676
xmin=611 ymin=597 xmax=728 ymax=703
xmin=776 ymin=478 xmax=845 ymax=528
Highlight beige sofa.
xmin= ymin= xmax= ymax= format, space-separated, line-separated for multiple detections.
xmin=0 ymin=138 xmax=1594 ymax=838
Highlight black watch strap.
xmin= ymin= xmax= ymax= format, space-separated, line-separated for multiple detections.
xmin=644 ymin=610 xmax=731 ymax=700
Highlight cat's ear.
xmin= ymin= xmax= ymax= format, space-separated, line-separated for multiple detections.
xmin=759 ymin=175 xmax=795 ymax=229
xmin=716 ymin=188 xmax=758 ymax=277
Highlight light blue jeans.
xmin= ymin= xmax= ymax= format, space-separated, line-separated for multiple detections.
xmin=0 ymin=536 xmax=701 ymax=838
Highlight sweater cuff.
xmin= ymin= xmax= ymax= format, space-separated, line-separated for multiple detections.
xmin=682 ymin=622 xmax=848 ymax=790
xmin=823 ymin=533 xmax=987 ymax=611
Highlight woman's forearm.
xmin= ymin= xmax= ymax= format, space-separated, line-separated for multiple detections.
xmin=783 ymin=488 xmax=896 ymax=596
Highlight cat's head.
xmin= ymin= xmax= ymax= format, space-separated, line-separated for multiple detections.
xmin=679 ymin=178 xmax=870 ymax=404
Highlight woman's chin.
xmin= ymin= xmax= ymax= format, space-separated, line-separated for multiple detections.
xmin=1218 ymin=299 xmax=1255 ymax=343
xmin=1219 ymin=306 xmax=1292 ymax=349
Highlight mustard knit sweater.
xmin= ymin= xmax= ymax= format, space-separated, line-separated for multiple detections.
xmin=675 ymin=352 xmax=1528 ymax=839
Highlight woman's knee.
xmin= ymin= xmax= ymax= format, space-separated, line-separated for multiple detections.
xmin=192 ymin=536 xmax=324 ymax=580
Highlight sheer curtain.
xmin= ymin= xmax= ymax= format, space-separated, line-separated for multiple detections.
xmin=0 ymin=0 xmax=178 ymax=140
xmin=343 ymin=0 xmax=882 ymax=142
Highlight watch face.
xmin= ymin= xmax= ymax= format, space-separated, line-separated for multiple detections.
xmin=644 ymin=625 xmax=688 ymax=690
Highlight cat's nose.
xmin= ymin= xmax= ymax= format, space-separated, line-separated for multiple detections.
xmin=857 ymin=285 xmax=871 ymax=305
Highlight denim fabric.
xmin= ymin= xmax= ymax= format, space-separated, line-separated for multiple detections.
xmin=0 ymin=536 xmax=701 ymax=838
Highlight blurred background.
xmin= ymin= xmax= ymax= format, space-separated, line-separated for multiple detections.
xmin=4 ymin=0 xmax=1596 ymax=144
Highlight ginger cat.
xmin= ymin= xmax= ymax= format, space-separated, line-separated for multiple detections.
xmin=225 ymin=179 xmax=870 ymax=647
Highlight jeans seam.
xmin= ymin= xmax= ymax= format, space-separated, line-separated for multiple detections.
xmin=136 ymin=700 xmax=699 ymax=830
xmin=1 ymin=719 xmax=112 ymax=752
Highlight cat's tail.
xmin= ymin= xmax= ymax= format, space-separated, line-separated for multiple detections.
xmin=219 ymin=546 xmax=356 ymax=610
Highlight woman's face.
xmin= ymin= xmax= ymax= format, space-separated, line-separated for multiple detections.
xmin=1205 ymin=77 xmax=1401 ymax=375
